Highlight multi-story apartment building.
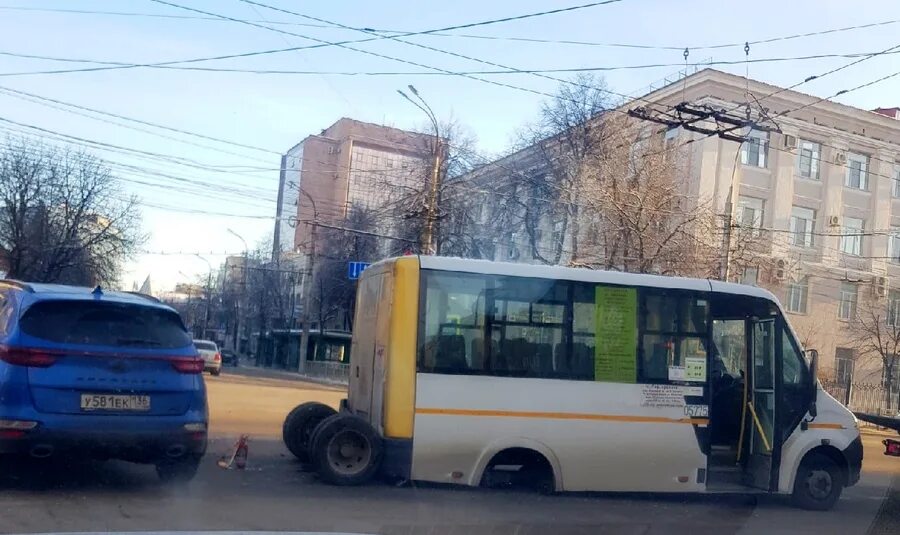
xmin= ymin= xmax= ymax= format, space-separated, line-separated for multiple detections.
xmin=467 ymin=69 xmax=900 ymax=386
xmin=273 ymin=118 xmax=433 ymax=258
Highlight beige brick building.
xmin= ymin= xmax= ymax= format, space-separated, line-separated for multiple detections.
xmin=469 ymin=69 xmax=900 ymax=388
xmin=274 ymin=118 xmax=432 ymax=257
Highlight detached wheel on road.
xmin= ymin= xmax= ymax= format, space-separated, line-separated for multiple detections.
xmin=156 ymin=457 xmax=201 ymax=484
xmin=282 ymin=402 xmax=337 ymax=462
xmin=310 ymin=413 xmax=383 ymax=486
xmin=792 ymin=453 xmax=844 ymax=510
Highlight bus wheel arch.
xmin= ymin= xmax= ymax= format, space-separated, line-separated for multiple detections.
xmin=791 ymin=445 xmax=847 ymax=510
xmin=474 ymin=440 xmax=562 ymax=493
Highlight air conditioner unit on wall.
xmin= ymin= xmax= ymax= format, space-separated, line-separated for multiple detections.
xmin=828 ymin=215 xmax=841 ymax=227
xmin=783 ymin=135 xmax=797 ymax=150
xmin=875 ymin=276 xmax=888 ymax=297
xmin=773 ymin=267 xmax=787 ymax=282
xmin=835 ymin=151 xmax=847 ymax=165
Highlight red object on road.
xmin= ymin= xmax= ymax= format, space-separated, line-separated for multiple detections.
xmin=234 ymin=434 xmax=249 ymax=469
xmin=884 ymin=438 xmax=900 ymax=457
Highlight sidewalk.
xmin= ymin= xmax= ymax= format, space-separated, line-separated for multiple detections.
xmin=222 ymin=361 xmax=348 ymax=389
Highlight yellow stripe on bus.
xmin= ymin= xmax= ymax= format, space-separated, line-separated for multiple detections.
xmin=807 ymin=423 xmax=845 ymax=430
xmin=383 ymin=257 xmax=420 ymax=439
xmin=416 ymin=407 xmax=709 ymax=425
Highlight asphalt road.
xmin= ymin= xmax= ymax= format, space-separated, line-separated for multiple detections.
xmin=0 ymin=368 xmax=897 ymax=535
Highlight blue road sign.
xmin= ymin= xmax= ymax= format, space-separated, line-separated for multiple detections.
xmin=348 ymin=261 xmax=371 ymax=280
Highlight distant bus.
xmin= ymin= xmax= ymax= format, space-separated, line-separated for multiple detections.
xmin=283 ymin=256 xmax=861 ymax=510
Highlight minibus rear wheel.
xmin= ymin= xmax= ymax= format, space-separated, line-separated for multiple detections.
xmin=282 ymin=402 xmax=337 ymax=462
xmin=311 ymin=413 xmax=384 ymax=486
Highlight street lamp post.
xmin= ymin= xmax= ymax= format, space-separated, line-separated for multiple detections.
xmin=398 ymin=85 xmax=442 ymax=255
xmin=194 ymin=254 xmax=213 ymax=339
xmin=227 ymin=228 xmax=248 ymax=355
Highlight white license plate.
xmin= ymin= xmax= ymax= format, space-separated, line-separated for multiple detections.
xmin=80 ymin=394 xmax=151 ymax=412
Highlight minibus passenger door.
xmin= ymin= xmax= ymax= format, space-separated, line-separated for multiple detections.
xmin=746 ymin=318 xmax=778 ymax=490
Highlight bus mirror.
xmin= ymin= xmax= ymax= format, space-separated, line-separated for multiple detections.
xmin=806 ymin=349 xmax=818 ymax=418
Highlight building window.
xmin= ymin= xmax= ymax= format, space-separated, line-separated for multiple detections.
xmin=741 ymin=129 xmax=769 ymax=168
xmin=845 ymin=152 xmax=869 ymax=190
xmin=890 ymin=227 xmax=900 ymax=264
xmin=742 ymin=267 xmax=758 ymax=286
xmin=736 ymin=196 xmax=764 ymax=235
xmin=888 ymin=289 xmax=900 ymax=327
xmin=835 ymin=348 xmax=855 ymax=385
xmin=893 ymin=165 xmax=900 ymax=198
xmin=840 ymin=216 xmax=864 ymax=256
xmin=790 ymin=206 xmax=815 ymax=248
xmin=838 ymin=282 xmax=858 ymax=320
xmin=797 ymin=140 xmax=821 ymax=180
xmin=786 ymin=277 xmax=808 ymax=314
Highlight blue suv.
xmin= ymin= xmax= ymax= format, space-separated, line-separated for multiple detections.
xmin=0 ymin=280 xmax=207 ymax=482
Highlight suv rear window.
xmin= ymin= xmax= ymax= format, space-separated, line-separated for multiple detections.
xmin=194 ymin=341 xmax=217 ymax=351
xmin=19 ymin=301 xmax=192 ymax=349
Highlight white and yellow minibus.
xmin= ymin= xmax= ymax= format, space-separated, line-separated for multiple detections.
xmin=282 ymin=256 xmax=862 ymax=510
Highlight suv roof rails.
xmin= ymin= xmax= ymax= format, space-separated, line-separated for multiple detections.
xmin=121 ymin=290 xmax=161 ymax=303
xmin=0 ymin=279 xmax=34 ymax=293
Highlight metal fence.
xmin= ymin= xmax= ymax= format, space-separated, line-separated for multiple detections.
xmin=821 ymin=380 xmax=898 ymax=416
xmin=304 ymin=361 xmax=350 ymax=384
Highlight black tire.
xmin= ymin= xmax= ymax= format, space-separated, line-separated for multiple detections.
xmin=156 ymin=457 xmax=201 ymax=484
xmin=310 ymin=413 xmax=383 ymax=486
xmin=282 ymin=402 xmax=337 ymax=462
xmin=211 ymin=369 xmax=221 ymax=376
xmin=792 ymin=453 xmax=844 ymax=511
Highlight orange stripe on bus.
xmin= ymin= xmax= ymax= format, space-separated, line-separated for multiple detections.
xmin=416 ymin=407 xmax=708 ymax=425
xmin=807 ymin=423 xmax=844 ymax=430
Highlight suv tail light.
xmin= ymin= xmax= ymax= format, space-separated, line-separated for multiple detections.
xmin=170 ymin=357 xmax=204 ymax=374
xmin=214 ymin=352 xmax=221 ymax=362
xmin=0 ymin=346 xmax=57 ymax=367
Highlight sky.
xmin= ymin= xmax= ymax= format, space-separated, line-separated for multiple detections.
xmin=1 ymin=0 xmax=899 ymax=292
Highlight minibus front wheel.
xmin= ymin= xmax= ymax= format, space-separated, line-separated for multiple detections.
xmin=792 ymin=451 xmax=845 ymax=511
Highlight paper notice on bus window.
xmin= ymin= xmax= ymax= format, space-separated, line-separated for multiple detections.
xmin=668 ymin=366 xmax=686 ymax=381
xmin=685 ymin=357 xmax=706 ymax=382
xmin=594 ymin=286 xmax=637 ymax=383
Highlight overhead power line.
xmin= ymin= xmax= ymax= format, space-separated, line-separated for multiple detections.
xmin=0 ymin=1 xmax=623 ymax=79
xmin=7 ymin=49 xmax=900 ymax=77
xmin=0 ymin=85 xmax=277 ymax=155
xmin=4 ymin=5 xmax=896 ymax=52
xmin=235 ymin=0 xmax=645 ymax=106
xmin=148 ymin=0 xmax=638 ymax=110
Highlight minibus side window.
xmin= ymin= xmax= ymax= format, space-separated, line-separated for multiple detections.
xmin=639 ymin=291 xmax=710 ymax=383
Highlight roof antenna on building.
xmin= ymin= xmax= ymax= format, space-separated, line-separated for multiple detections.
xmin=744 ymin=42 xmax=752 ymax=121
xmin=682 ymin=47 xmax=689 ymax=104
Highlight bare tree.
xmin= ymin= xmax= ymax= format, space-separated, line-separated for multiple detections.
xmin=510 ymin=73 xmax=613 ymax=265
xmin=557 ymin=113 xmax=719 ymax=276
xmin=844 ymin=288 xmax=900 ymax=411
xmin=0 ymin=138 xmax=143 ymax=285
xmin=373 ymin=118 xmax=481 ymax=257
xmin=313 ymin=206 xmax=379 ymax=331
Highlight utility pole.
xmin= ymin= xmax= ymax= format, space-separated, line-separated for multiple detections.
xmin=227 ymin=228 xmax=248 ymax=355
xmin=296 ymin=188 xmax=317 ymax=374
xmin=398 ymin=85 xmax=442 ymax=255
xmin=719 ymin=151 xmax=743 ymax=281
